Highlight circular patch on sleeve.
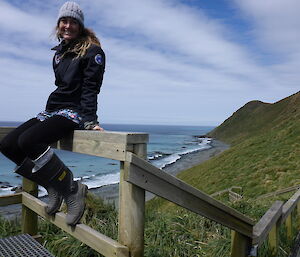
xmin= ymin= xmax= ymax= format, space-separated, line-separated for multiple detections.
xmin=95 ymin=54 xmax=103 ymax=65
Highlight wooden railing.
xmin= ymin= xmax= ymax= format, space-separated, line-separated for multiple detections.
xmin=211 ymin=186 xmax=243 ymax=202
xmin=0 ymin=127 xmax=299 ymax=257
xmin=257 ymin=184 xmax=300 ymax=200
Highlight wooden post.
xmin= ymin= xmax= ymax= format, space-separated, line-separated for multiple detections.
xmin=285 ymin=214 xmax=293 ymax=241
xmin=297 ymin=202 xmax=300 ymax=230
xmin=21 ymin=177 xmax=38 ymax=235
xmin=231 ymin=231 xmax=251 ymax=257
xmin=118 ymin=143 xmax=147 ymax=257
xmin=230 ymin=230 xmax=235 ymax=253
xmin=268 ymin=220 xmax=280 ymax=256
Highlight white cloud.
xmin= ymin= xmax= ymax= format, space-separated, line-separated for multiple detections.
xmin=0 ymin=1 xmax=54 ymax=42
xmin=234 ymin=0 xmax=300 ymax=54
xmin=85 ymin=0 xmax=263 ymax=74
xmin=0 ymin=0 xmax=299 ymax=125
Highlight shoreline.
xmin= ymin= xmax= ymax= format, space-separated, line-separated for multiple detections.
xmin=89 ymin=139 xmax=229 ymax=206
xmin=0 ymin=139 xmax=229 ymax=218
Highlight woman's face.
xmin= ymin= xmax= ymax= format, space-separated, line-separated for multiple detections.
xmin=58 ymin=17 xmax=81 ymax=42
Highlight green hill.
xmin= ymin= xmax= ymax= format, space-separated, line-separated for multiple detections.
xmin=207 ymin=91 xmax=300 ymax=145
xmin=178 ymin=91 xmax=300 ymax=197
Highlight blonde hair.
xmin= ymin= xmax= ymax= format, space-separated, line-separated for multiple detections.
xmin=56 ymin=26 xmax=101 ymax=58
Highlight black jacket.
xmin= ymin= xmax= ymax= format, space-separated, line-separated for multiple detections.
xmin=46 ymin=41 xmax=105 ymax=124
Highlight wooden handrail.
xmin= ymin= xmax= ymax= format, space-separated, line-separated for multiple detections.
xmin=211 ymin=186 xmax=242 ymax=197
xmin=125 ymin=152 xmax=254 ymax=237
xmin=257 ymin=185 xmax=300 ymax=200
xmin=281 ymin=189 xmax=300 ymax=223
xmin=22 ymin=192 xmax=129 ymax=257
xmin=0 ymin=193 xmax=22 ymax=206
xmin=253 ymin=201 xmax=283 ymax=246
xmin=58 ymin=130 xmax=149 ymax=161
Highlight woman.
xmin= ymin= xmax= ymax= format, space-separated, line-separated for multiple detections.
xmin=0 ymin=2 xmax=105 ymax=226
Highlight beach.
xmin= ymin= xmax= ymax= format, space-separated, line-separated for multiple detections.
xmin=0 ymin=139 xmax=229 ymax=219
xmin=89 ymin=139 xmax=229 ymax=205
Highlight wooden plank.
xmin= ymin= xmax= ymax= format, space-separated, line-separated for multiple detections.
xmin=228 ymin=190 xmax=243 ymax=202
xmin=125 ymin=152 xmax=254 ymax=237
xmin=297 ymin=202 xmax=300 ymax=230
xmin=231 ymin=231 xmax=251 ymax=257
xmin=21 ymin=178 xmax=38 ymax=236
xmin=118 ymin=144 xmax=147 ymax=257
xmin=211 ymin=188 xmax=231 ymax=197
xmin=0 ymin=193 xmax=22 ymax=206
xmin=257 ymin=185 xmax=300 ymax=200
xmin=230 ymin=230 xmax=235 ymax=254
xmin=126 ymin=134 xmax=149 ymax=144
xmin=281 ymin=189 xmax=300 ymax=223
xmin=22 ymin=192 xmax=129 ymax=257
xmin=67 ymin=130 xmax=148 ymax=144
xmin=211 ymin=186 xmax=242 ymax=197
xmin=286 ymin=214 xmax=293 ymax=241
xmin=59 ymin=134 xmax=128 ymax=161
xmin=0 ymin=127 xmax=14 ymax=141
xmin=58 ymin=131 xmax=148 ymax=161
xmin=268 ymin=223 xmax=280 ymax=257
xmin=252 ymin=201 xmax=283 ymax=245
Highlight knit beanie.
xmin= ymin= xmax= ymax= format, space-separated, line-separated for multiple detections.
xmin=57 ymin=2 xmax=84 ymax=26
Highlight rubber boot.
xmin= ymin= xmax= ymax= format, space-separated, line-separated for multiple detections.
xmin=64 ymin=180 xmax=88 ymax=226
xmin=32 ymin=151 xmax=88 ymax=226
xmin=14 ymin=158 xmax=63 ymax=215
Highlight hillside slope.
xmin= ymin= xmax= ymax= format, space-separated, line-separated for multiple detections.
xmin=208 ymin=91 xmax=300 ymax=145
xmin=178 ymin=91 xmax=300 ymax=197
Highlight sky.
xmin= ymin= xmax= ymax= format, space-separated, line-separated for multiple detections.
xmin=0 ymin=0 xmax=299 ymax=126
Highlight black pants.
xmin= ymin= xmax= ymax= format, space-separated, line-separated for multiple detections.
xmin=0 ymin=116 xmax=78 ymax=166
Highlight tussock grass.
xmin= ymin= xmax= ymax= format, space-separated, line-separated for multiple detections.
xmin=0 ymin=216 xmax=21 ymax=237
xmin=0 ymin=192 xmax=298 ymax=256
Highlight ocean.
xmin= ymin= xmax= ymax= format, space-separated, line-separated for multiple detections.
xmin=0 ymin=122 xmax=214 ymax=196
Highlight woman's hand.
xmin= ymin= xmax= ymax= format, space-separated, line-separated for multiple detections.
xmin=84 ymin=120 xmax=103 ymax=131
xmin=92 ymin=125 xmax=104 ymax=131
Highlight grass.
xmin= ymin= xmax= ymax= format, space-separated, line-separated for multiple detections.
xmin=0 ymin=191 xmax=299 ymax=256
xmin=0 ymin=216 xmax=21 ymax=237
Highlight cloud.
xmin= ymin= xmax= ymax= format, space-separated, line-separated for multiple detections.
xmin=85 ymin=0 xmax=262 ymax=74
xmin=0 ymin=1 xmax=55 ymax=42
xmin=233 ymin=0 xmax=300 ymax=93
xmin=234 ymin=0 xmax=300 ymax=54
xmin=0 ymin=0 xmax=299 ymax=125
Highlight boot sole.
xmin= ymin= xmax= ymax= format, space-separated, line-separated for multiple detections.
xmin=68 ymin=184 xmax=88 ymax=226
